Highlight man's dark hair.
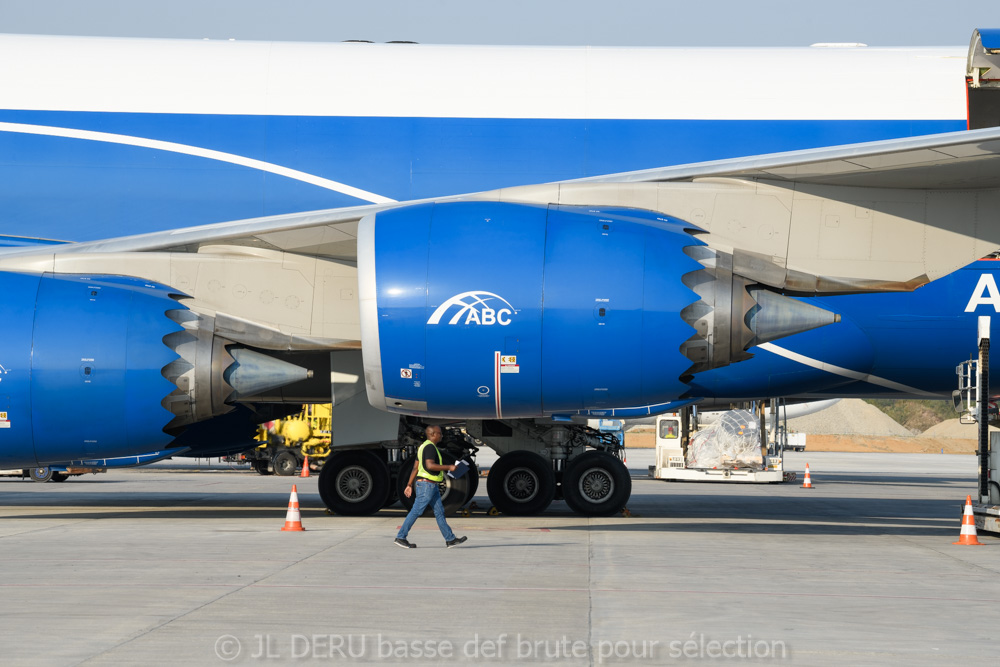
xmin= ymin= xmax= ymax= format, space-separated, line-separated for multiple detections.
xmin=425 ymin=424 xmax=442 ymax=437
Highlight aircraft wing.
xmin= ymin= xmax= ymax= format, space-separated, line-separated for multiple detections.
xmin=571 ymin=125 xmax=1000 ymax=189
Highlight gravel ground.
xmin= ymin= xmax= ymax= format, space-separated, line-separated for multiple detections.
xmin=919 ymin=417 xmax=999 ymax=439
xmin=786 ymin=398 xmax=912 ymax=436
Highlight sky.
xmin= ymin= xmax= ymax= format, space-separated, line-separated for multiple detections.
xmin=1 ymin=0 xmax=999 ymax=46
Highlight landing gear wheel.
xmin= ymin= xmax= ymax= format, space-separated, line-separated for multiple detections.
xmin=318 ymin=450 xmax=390 ymax=516
xmin=252 ymin=460 xmax=273 ymax=476
xmin=29 ymin=467 xmax=54 ymax=483
xmin=272 ymin=450 xmax=298 ymax=476
xmin=486 ymin=450 xmax=555 ymax=516
xmin=396 ymin=453 xmax=473 ymax=515
xmin=562 ymin=451 xmax=631 ymax=517
xmin=466 ymin=460 xmax=480 ymax=502
xmin=382 ymin=485 xmax=399 ymax=509
xmin=51 ymin=473 xmax=68 ymax=483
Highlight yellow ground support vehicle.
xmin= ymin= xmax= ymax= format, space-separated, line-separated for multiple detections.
xmin=245 ymin=404 xmax=332 ymax=476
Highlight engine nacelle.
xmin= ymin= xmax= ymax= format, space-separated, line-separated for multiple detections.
xmin=0 ymin=272 xmax=311 ymax=467
xmin=0 ymin=273 xmax=183 ymax=466
xmin=359 ymin=203 xmax=705 ymax=418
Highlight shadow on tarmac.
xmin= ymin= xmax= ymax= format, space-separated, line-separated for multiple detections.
xmin=543 ymin=519 xmax=960 ymax=537
xmin=0 ymin=491 xmax=972 ymax=539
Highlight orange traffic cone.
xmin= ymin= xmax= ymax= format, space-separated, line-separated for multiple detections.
xmin=300 ymin=454 xmax=310 ymax=478
xmin=281 ymin=484 xmax=305 ymax=531
xmin=953 ymin=495 xmax=983 ymax=545
xmin=801 ymin=463 xmax=814 ymax=488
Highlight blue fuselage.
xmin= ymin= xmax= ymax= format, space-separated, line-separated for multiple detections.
xmin=0 ymin=111 xmax=962 ymax=243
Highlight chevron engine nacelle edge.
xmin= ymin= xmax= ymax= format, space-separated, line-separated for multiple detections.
xmin=357 ymin=202 xmax=707 ymax=418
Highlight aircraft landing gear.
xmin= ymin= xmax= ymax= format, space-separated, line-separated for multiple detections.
xmin=561 ymin=451 xmax=631 ymax=517
xmin=314 ymin=418 xmax=629 ymax=518
xmin=486 ymin=450 xmax=556 ymax=515
xmin=318 ymin=450 xmax=390 ymax=516
xmin=470 ymin=419 xmax=631 ymax=517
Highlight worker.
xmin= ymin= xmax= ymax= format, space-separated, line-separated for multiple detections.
xmin=394 ymin=424 xmax=468 ymax=549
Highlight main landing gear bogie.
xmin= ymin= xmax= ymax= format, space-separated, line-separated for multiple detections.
xmin=315 ymin=419 xmax=632 ymax=517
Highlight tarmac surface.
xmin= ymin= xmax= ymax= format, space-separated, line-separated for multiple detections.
xmin=0 ymin=451 xmax=996 ymax=666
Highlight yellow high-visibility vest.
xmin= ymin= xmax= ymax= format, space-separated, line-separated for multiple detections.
xmin=417 ymin=440 xmax=444 ymax=482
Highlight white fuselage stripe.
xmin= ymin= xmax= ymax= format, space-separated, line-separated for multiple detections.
xmin=0 ymin=35 xmax=968 ymax=120
xmin=757 ymin=342 xmax=939 ymax=397
xmin=0 ymin=122 xmax=396 ymax=205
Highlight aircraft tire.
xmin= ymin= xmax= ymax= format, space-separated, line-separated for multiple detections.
xmin=319 ymin=450 xmax=390 ymax=516
xmin=562 ymin=451 xmax=631 ymax=517
xmin=382 ymin=484 xmax=399 ymax=509
xmin=272 ymin=450 xmax=298 ymax=476
xmin=466 ymin=460 xmax=480 ymax=501
xmin=29 ymin=467 xmax=54 ymax=483
xmin=486 ymin=451 xmax=555 ymax=516
xmin=396 ymin=453 xmax=472 ymax=516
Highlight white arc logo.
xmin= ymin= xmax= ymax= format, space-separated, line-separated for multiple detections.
xmin=427 ymin=291 xmax=515 ymax=326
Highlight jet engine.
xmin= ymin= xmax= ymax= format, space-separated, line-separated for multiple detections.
xmin=0 ymin=272 xmax=310 ymax=467
xmin=359 ymin=202 xmax=839 ymax=418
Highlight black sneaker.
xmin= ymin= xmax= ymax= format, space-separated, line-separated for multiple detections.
xmin=394 ymin=538 xmax=416 ymax=549
xmin=446 ymin=536 xmax=467 ymax=548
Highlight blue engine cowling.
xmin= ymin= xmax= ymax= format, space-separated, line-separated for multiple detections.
xmin=0 ymin=272 xmax=183 ymax=467
xmin=0 ymin=271 xmax=316 ymax=467
xmin=358 ymin=202 xmax=705 ymax=418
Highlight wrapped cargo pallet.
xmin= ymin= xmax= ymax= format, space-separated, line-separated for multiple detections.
xmin=685 ymin=409 xmax=765 ymax=470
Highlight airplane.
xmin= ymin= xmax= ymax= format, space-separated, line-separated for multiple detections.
xmin=1 ymin=29 xmax=1000 ymax=517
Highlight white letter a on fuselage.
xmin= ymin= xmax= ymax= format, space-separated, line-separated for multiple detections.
xmin=965 ymin=274 xmax=1000 ymax=312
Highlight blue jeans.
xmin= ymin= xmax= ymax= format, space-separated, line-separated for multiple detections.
xmin=397 ymin=480 xmax=455 ymax=542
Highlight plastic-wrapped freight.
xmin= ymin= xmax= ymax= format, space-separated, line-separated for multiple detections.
xmin=685 ymin=409 xmax=765 ymax=470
